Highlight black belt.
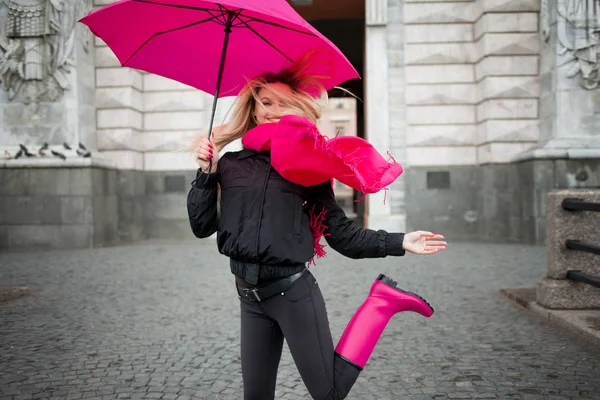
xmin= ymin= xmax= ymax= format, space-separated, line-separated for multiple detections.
xmin=236 ymin=269 xmax=308 ymax=302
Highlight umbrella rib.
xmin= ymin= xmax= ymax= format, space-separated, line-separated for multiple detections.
xmin=124 ymin=14 xmax=221 ymax=66
xmin=131 ymin=0 xmax=221 ymax=13
xmin=241 ymin=17 xmax=318 ymax=37
xmin=238 ymin=19 xmax=294 ymax=63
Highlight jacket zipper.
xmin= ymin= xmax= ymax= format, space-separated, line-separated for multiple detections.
xmin=254 ymin=164 xmax=272 ymax=263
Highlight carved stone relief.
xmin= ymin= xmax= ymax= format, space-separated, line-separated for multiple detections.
xmin=0 ymin=0 xmax=91 ymax=105
xmin=557 ymin=0 xmax=600 ymax=89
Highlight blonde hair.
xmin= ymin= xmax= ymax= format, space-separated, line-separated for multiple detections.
xmin=192 ymin=51 xmax=331 ymax=152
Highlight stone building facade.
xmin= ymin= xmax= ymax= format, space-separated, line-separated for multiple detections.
xmin=1 ymin=0 xmax=599 ymax=250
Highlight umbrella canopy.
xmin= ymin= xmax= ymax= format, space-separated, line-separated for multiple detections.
xmin=79 ymin=0 xmax=359 ymax=98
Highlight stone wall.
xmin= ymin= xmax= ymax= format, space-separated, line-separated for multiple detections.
xmin=538 ymin=189 xmax=600 ymax=309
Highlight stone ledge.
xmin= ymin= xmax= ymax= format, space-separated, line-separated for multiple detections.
xmin=0 ymin=155 xmax=116 ymax=169
xmin=501 ymin=287 xmax=600 ymax=348
xmin=0 ymin=287 xmax=30 ymax=303
xmin=514 ymin=147 xmax=600 ymax=162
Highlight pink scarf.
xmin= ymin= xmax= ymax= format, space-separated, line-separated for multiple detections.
xmin=241 ymin=115 xmax=404 ymax=264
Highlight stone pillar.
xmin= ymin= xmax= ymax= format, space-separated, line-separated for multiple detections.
xmin=537 ymin=189 xmax=600 ymax=309
xmin=0 ymin=0 xmax=96 ymax=152
xmin=0 ymin=0 xmax=122 ymax=250
xmin=365 ymin=0 xmax=395 ymax=231
xmin=511 ymin=0 xmax=600 ymax=244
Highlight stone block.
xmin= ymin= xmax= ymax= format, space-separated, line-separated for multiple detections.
xmin=474 ymin=13 xmax=538 ymax=39
xmin=28 ymin=169 xmax=71 ymax=196
xmin=406 ymin=43 xmax=477 ymax=65
xmin=475 ymin=56 xmax=538 ymax=81
xmin=95 ymin=46 xmax=120 ymax=67
xmin=7 ymin=225 xmax=60 ymax=249
xmin=143 ymin=91 xmax=205 ymax=112
xmin=405 ymin=23 xmax=472 ymax=43
xmin=118 ymin=197 xmax=145 ymax=242
xmin=97 ymin=128 xmax=142 ymax=151
xmin=143 ymin=111 xmax=206 ymax=132
xmin=407 ymin=125 xmax=477 ymax=146
xmin=405 ymin=167 xmax=480 ymax=239
xmin=97 ymin=109 xmax=143 ymax=130
xmin=69 ymin=169 xmax=93 ymax=196
xmin=406 ymin=146 xmax=477 ymax=166
xmin=538 ymin=279 xmax=600 ymax=309
xmin=554 ymin=160 xmax=600 ymax=189
xmin=92 ymin=194 xmax=118 ymax=246
xmin=477 ymin=142 xmax=535 ymax=164
xmin=406 ymin=65 xmax=474 ymax=84
xmin=143 ymin=74 xmax=195 ymax=91
xmin=404 ymin=3 xmax=477 ymax=24
xmin=406 ymin=83 xmax=476 ymax=105
xmin=477 ymin=76 xmax=539 ymax=102
xmin=61 ymin=197 xmax=93 ymax=225
xmin=477 ymin=119 xmax=540 ymax=144
xmin=144 ymin=194 xmax=188 ymax=220
xmin=480 ymin=0 xmax=540 ymax=13
xmin=532 ymin=160 xmax=555 ymax=189
xmin=139 ymin=131 xmax=197 ymax=152
xmin=144 ymin=152 xmax=199 ymax=171
xmin=476 ymin=33 xmax=539 ymax=62
xmin=96 ymin=87 xmax=143 ymax=111
xmin=102 ymin=150 xmax=144 ymax=170
xmin=0 ymin=169 xmax=30 ymax=196
xmin=116 ymin=170 xmax=145 ymax=198
xmin=407 ymin=105 xmax=475 ymax=125
xmin=145 ymin=172 xmax=164 ymax=194
xmin=0 ymin=196 xmax=62 ymax=225
xmin=477 ymin=99 xmax=538 ymax=122
xmin=96 ymin=68 xmax=143 ymax=90
xmin=545 ymin=189 xmax=600 ymax=279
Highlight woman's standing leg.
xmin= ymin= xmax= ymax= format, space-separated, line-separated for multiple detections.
xmin=263 ymin=272 xmax=361 ymax=400
xmin=240 ymin=298 xmax=285 ymax=400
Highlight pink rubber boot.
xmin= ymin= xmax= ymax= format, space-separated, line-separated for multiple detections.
xmin=334 ymin=274 xmax=434 ymax=370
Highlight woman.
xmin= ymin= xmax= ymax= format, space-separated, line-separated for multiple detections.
xmin=187 ymin=60 xmax=447 ymax=400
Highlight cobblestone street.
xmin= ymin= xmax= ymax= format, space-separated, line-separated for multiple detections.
xmin=1 ymin=240 xmax=599 ymax=400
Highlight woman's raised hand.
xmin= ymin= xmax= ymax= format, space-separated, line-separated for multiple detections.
xmin=195 ymin=134 xmax=218 ymax=173
xmin=402 ymin=231 xmax=447 ymax=255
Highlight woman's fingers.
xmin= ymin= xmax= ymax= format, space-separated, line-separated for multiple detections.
xmin=425 ymin=240 xmax=447 ymax=247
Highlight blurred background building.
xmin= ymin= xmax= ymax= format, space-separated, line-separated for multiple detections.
xmin=1 ymin=0 xmax=599 ymax=251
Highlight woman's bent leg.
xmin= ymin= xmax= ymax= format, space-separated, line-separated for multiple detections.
xmin=263 ymin=272 xmax=360 ymax=400
xmin=240 ymin=298 xmax=284 ymax=400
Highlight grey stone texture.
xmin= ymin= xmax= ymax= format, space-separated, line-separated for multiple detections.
xmin=1 ymin=241 xmax=600 ymax=399
xmin=545 ymin=189 xmax=600 ymax=279
xmin=406 ymin=159 xmax=600 ymax=245
xmin=538 ymin=279 xmax=600 ymax=309
xmin=0 ymin=1 xmax=97 ymax=150
xmin=0 ymin=167 xmax=198 ymax=251
xmin=536 ymin=189 xmax=600 ymax=310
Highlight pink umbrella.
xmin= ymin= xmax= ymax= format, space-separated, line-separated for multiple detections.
xmin=79 ymin=0 xmax=359 ymax=143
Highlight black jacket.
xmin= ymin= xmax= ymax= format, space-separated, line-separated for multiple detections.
xmin=187 ymin=149 xmax=405 ymax=284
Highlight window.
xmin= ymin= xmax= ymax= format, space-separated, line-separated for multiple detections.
xmin=335 ymin=125 xmax=346 ymax=136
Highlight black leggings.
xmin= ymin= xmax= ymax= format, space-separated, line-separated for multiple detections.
xmin=239 ymin=270 xmax=361 ymax=400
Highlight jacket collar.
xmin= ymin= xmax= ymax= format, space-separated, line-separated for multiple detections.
xmin=237 ymin=149 xmax=270 ymax=160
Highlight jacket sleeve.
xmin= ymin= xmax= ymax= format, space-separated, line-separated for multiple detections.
xmin=187 ymin=167 xmax=219 ymax=238
xmin=306 ymin=182 xmax=405 ymax=259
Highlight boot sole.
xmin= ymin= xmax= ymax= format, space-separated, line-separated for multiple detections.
xmin=376 ymin=273 xmax=435 ymax=313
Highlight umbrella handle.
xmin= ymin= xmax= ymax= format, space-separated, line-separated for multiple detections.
xmin=198 ymin=11 xmax=236 ymax=183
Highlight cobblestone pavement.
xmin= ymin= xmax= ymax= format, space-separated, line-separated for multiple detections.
xmin=1 ymin=240 xmax=600 ymax=400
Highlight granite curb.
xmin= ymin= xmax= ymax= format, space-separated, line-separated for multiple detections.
xmin=0 ymin=286 xmax=30 ymax=303
xmin=501 ymin=287 xmax=600 ymax=348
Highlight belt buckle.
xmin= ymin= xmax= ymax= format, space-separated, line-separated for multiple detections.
xmin=250 ymin=288 xmax=261 ymax=302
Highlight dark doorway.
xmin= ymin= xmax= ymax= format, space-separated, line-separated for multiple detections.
xmin=289 ymin=2 xmax=366 ymax=227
